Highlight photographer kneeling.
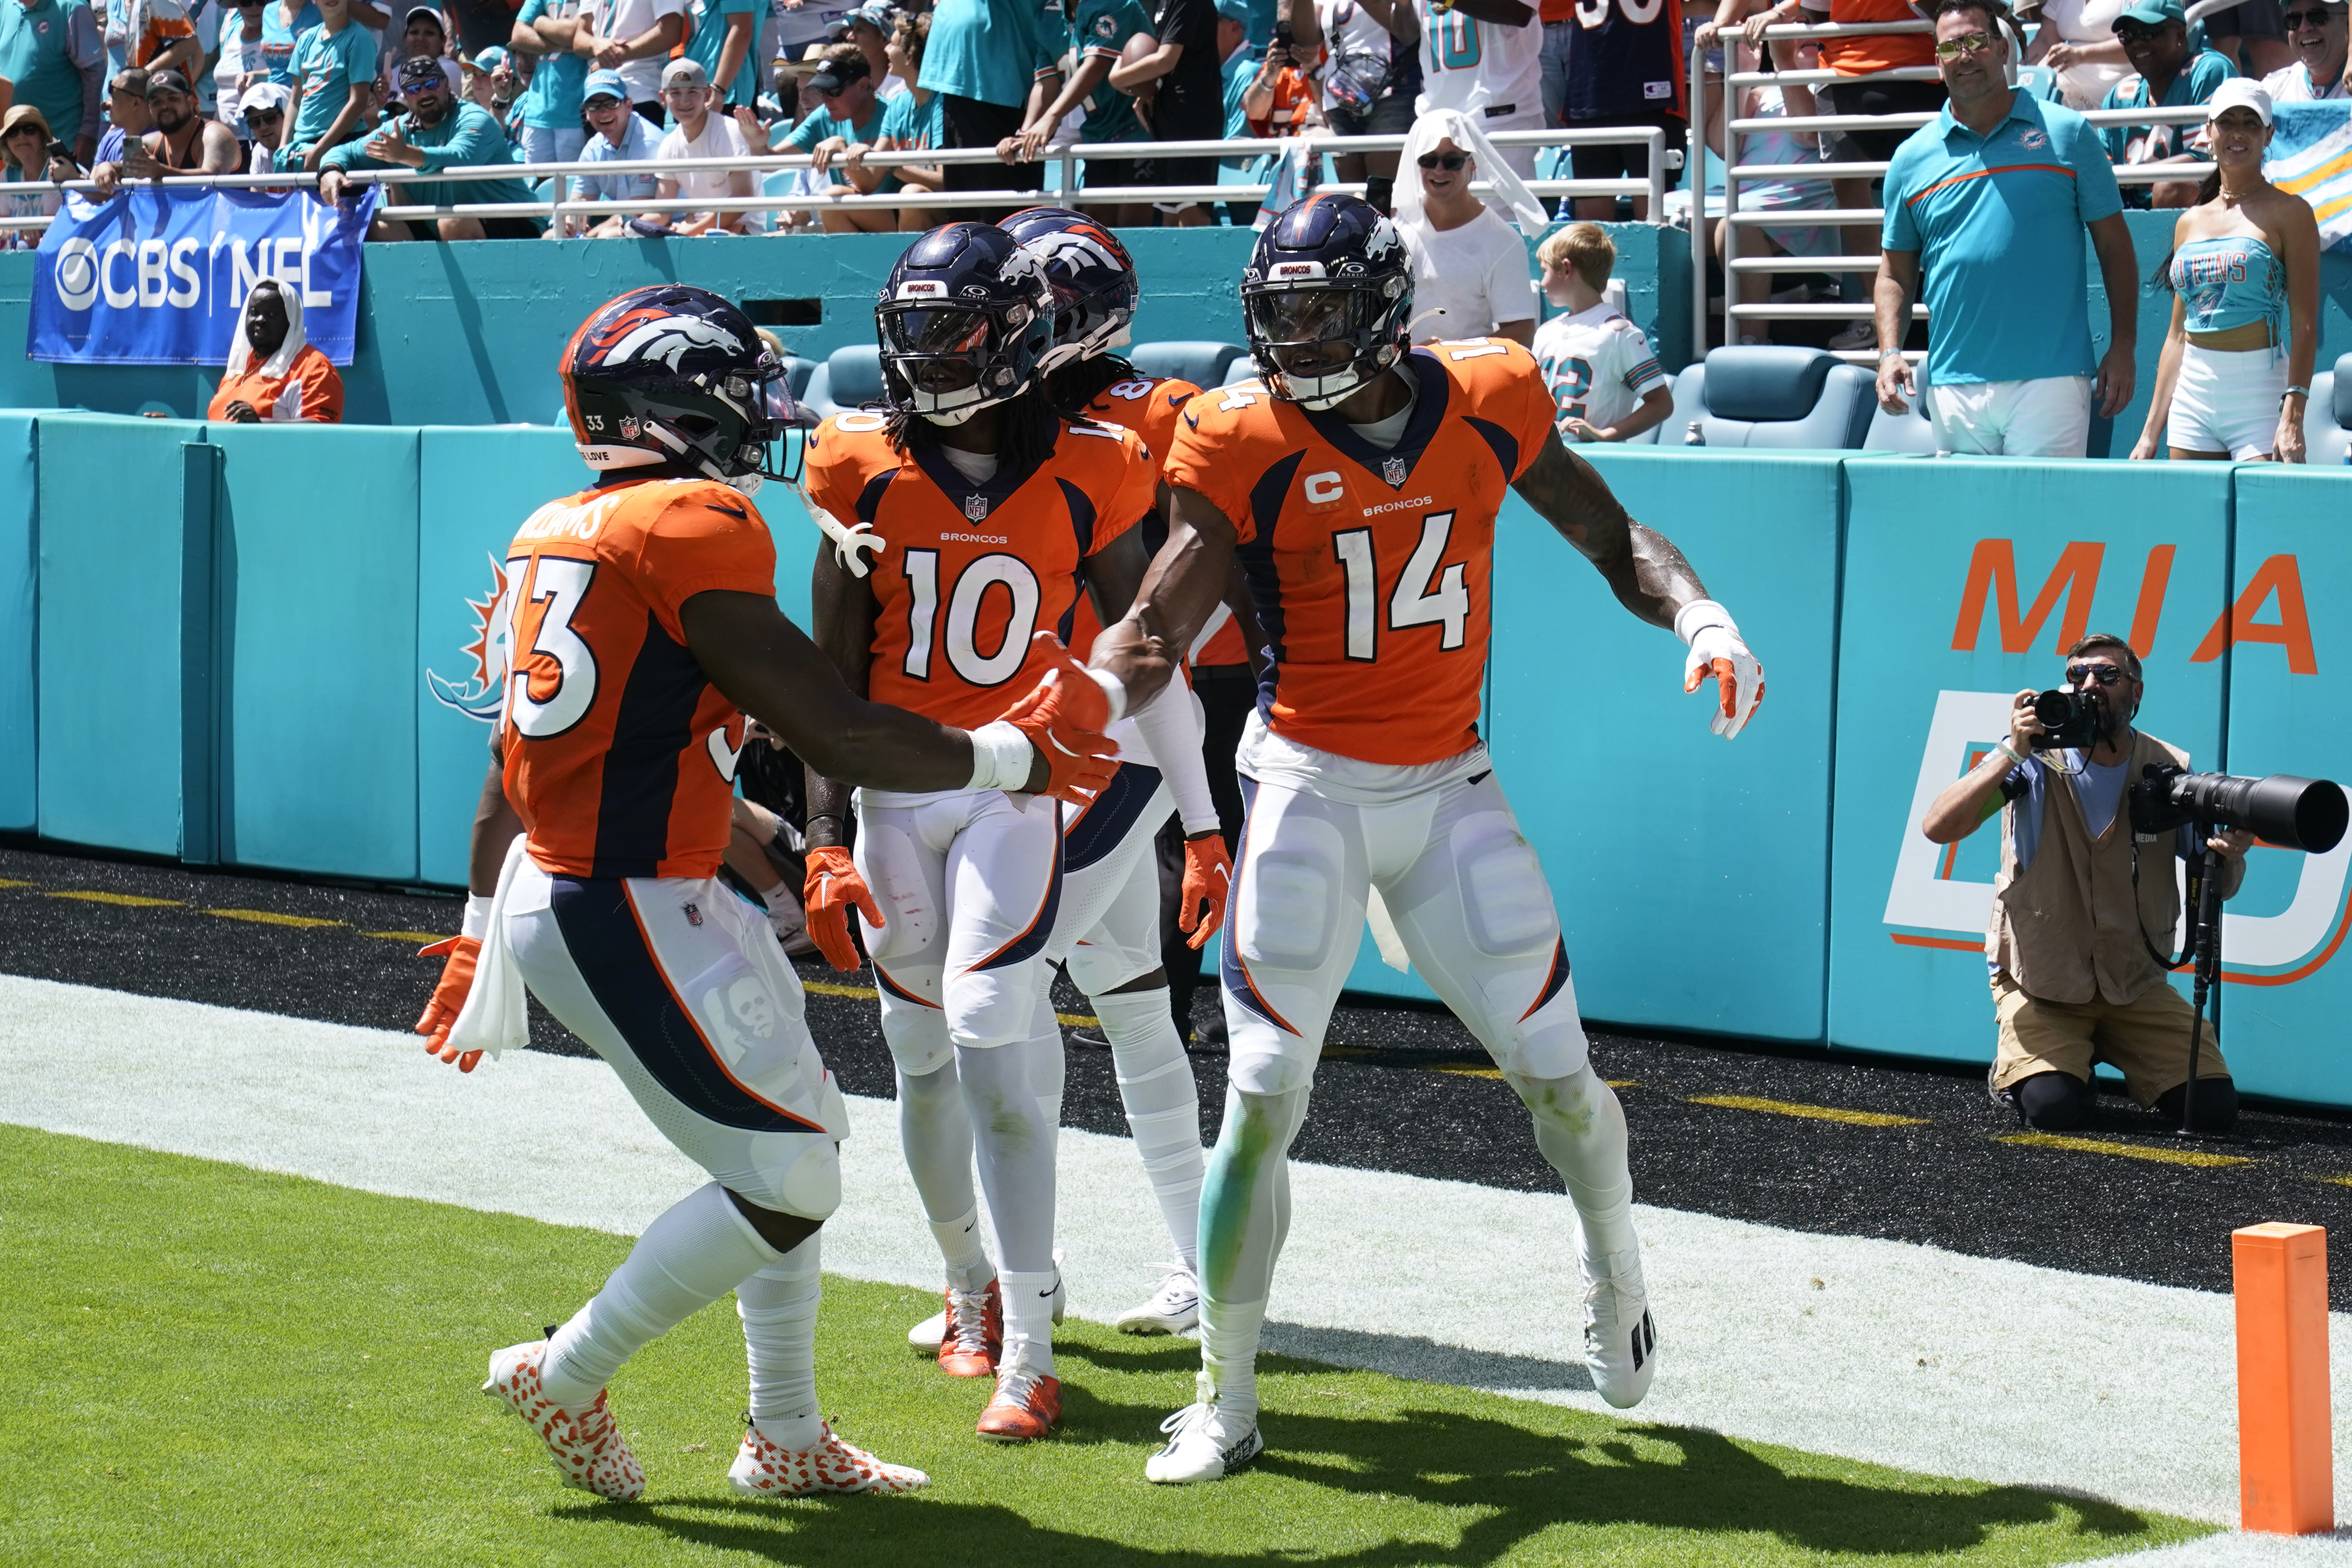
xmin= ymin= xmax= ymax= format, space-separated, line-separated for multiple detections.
xmin=1922 ymin=634 xmax=2252 ymax=1133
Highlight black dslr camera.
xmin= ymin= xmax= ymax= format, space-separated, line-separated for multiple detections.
xmin=2127 ymin=765 xmax=2349 ymax=853
xmin=2027 ymin=687 xmax=2098 ymax=751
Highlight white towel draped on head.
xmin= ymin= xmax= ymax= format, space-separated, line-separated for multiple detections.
xmin=223 ymin=277 xmax=308 ymax=382
xmin=1392 ymin=107 xmax=1549 ymax=239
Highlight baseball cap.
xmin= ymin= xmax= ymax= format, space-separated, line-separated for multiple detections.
xmin=2206 ymin=76 xmax=2275 ymax=124
xmin=397 ymin=53 xmax=450 ymax=91
xmin=239 ymin=80 xmax=291 ymax=115
xmin=403 ymin=4 xmax=443 ymax=28
xmin=468 ymin=45 xmax=509 ymax=73
xmin=660 ymin=56 xmax=709 ymax=91
xmin=806 ymin=48 xmax=871 ymax=95
xmin=2112 ymin=0 xmax=2183 ymax=27
xmin=828 ymin=0 xmax=894 ymax=36
xmin=582 ymin=67 xmax=630 ymax=103
xmin=144 ymin=68 xmax=191 ymax=97
xmin=1213 ymin=0 xmax=1250 ymax=21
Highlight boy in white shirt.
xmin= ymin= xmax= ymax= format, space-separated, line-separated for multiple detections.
xmin=643 ymin=57 xmax=753 ymax=234
xmin=1529 ymin=223 xmax=1672 ymax=444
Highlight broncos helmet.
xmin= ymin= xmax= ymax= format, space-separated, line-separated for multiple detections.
xmin=875 ymin=222 xmax=1055 ymax=426
xmin=562 ymin=285 xmax=785 ymax=493
xmin=1239 ymin=195 xmax=1414 ymax=410
xmin=1000 ymin=206 xmax=1140 ymax=371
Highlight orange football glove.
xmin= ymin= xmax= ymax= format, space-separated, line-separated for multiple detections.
xmin=416 ymin=935 xmax=484 ymax=1073
xmin=1178 ymin=833 xmax=1233 ymax=949
xmin=994 ymin=631 xmax=1118 ymax=803
xmin=803 ymin=845 xmax=881 ymax=973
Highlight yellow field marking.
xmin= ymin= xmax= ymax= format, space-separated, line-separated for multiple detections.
xmin=0 ymin=878 xmax=33 ymax=889
xmin=1688 ymin=1094 xmax=1928 ymax=1128
xmin=1057 ymin=1013 xmax=1101 ymax=1028
xmin=46 ymin=891 xmax=181 ymax=907
xmin=364 ymin=931 xmax=453 ymax=943
xmin=1995 ymin=1131 xmax=2253 ymax=1169
xmin=1432 ymin=1064 xmax=1503 ymax=1079
xmin=207 ymin=909 xmax=344 ymax=928
xmin=802 ymin=980 xmax=879 ymax=1000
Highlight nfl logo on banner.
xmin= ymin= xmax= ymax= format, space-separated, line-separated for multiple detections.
xmin=965 ymin=494 xmax=991 ymax=520
xmin=1382 ymin=455 xmax=1407 ymax=487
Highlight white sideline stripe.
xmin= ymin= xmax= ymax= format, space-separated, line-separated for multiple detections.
xmin=0 ymin=973 xmax=2347 ymax=1544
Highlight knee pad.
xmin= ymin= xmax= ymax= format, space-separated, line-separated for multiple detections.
xmin=1235 ymin=815 xmax=1345 ymax=972
xmin=752 ymin=1133 xmax=842 ymax=1222
xmin=1449 ymin=811 xmax=1556 ymax=960
xmin=2014 ymin=1070 xmax=2090 ymax=1130
xmin=2154 ymin=1076 xmax=2237 ymax=1133
xmin=1227 ymin=1038 xmax=1317 ymax=1097
xmin=877 ymin=984 xmax=953 ymax=1077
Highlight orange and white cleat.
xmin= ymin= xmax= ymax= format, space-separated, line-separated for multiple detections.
xmin=937 ymin=1279 xmax=1002 ymax=1378
xmin=482 ymin=1341 xmax=646 ymax=1502
xmin=729 ymin=1419 xmax=931 ymax=1498
xmin=975 ymin=1364 xmax=1061 ymax=1442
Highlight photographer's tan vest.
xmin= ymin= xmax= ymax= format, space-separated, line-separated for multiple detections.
xmin=1989 ymin=729 xmax=2189 ymax=1006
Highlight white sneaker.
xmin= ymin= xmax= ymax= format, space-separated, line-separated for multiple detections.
xmin=1146 ymin=1391 xmax=1263 ymax=1484
xmin=1827 ymin=320 xmax=1876 ymax=352
xmin=1584 ymin=1249 xmax=1657 ymax=1409
xmin=1114 ymin=1265 xmax=1200 ymax=1335
xmin=481 ymin=1341 xmax=645 ymax=1501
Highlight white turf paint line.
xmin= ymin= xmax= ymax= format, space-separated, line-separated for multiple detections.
xmin=0 ymin=976 xmax=2346 ymax=1553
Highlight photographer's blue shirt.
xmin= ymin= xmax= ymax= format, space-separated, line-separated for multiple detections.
xmin=2005 ymin=751 xmax=2195 ymax=875
xmin=1881 ymin=90 xmax=2123 ymax=388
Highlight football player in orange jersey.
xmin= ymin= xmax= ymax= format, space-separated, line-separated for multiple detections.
xmin=410 ymin=285 xmax=1116 ymax=1503
xmin=799 ymin=222 xmax=1162 ymax=1444
xmin=1087 ymin=196 xmax=1768 ymax=1482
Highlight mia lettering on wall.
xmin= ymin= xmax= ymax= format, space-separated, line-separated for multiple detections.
xmin=1827 ymin=460 xmax=2234 ymax=1067
xmin=27 ymin=187 xmax=372 ymax=365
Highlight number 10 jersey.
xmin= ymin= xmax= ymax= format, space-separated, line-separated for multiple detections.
xmin=1163 ymin=338 xmax=1556 ymax=768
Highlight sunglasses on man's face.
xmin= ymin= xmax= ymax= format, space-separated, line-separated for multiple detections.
xmin=1417 ymin=151 xmax=1468 ymax=170
xmin=1933 ymin=30 xmax=1996 ymax=57
xmin=2282 ymin=3 xmax=2343 ymax=24
xmin=2113 ymin=22 xmax=2157 ymax=40
xmin=247 ymin=108 xmax=283 ymax=123
xmin=2067 ymin=663 xmax=2130 ymax=687
xmin=585 ymin=96 xmax=625 ymax=112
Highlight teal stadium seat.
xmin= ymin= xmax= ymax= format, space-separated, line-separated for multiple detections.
xmin=802 ymin=345 xmax=885 ymax=419
xmin=2299 ymin=352 xmax=2352 ymax=465
xmin=781 ymin=355 xmax=816 ymax=400
xmin=1129 ymin=340 xmax=1250 ymax=388
xmin=1648 ymin=345 xmax=1877 ymax=450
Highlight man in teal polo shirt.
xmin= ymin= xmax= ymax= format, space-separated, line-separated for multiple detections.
xmin=1874 ymin=0 xmax=2139 ymax=457
xmin=0 ymin=0 xmax=106 ymax=163
xmin=317 ymin=54 xmax=546 ymax=238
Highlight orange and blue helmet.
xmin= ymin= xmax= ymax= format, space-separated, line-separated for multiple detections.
xmin=1000 ymin=206 xmax=1140 ymax=371
xmin=1240 ymin=194 xmax=1414 ymax=410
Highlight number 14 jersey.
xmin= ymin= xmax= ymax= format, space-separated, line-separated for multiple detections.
xmin=1163 ymin=338 xmax=1556 ymax=767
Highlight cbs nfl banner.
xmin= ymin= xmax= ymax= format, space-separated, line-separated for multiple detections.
xmin=26 ymin=187 xmax=373 ymax=366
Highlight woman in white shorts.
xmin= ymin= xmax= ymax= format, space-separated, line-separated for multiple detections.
xmin=2133 ymin=80 xmax=2319 ymax=462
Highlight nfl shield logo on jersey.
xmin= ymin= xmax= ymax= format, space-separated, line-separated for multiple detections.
xmin=965 ymin=494 xmax=991 ymax=521
xmin=1381 ymin=455 xmax=1407 ymax=487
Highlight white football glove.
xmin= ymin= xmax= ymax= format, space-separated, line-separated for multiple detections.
xmin=808 ymin=503 xmax=885 ymax=578
xmin=1675 ymin=599 xmax=1765 ymax=741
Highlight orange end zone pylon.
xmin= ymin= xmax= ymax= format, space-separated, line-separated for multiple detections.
xmin=2235 ymin=1222 xmax=2334 ymax=1534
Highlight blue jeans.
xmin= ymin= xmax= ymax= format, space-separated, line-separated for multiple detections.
xmin=1540 ymin=18 xmax=1575 ymax=127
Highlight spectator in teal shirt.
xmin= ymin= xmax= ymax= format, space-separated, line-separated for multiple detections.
xmin=919 ymin=0 xmax=1057 ymax=201
xmin=259 ymin=0 xmax=317 ymax=85
xmin=787 ymin=42 xmax=892 ymax=229
xmin=0 ymin=0 xmax=106 ymax=161
xmin=1000 ymin=0 xmax=1153 ymax=222
xmin=508 ymin=0 xmax=589 ymax=164
xmin=845 ymin=6 xmax=943 ymax=228
xmin=2100 ymin=0 xmax=2234 ymax=207
xmin=318 ymin=54 xmax=546 ymax=236
xmin=679 ymin=0 xmax=757 ymax=116
xmin=281 ymin=0 xmax=374 ymax=168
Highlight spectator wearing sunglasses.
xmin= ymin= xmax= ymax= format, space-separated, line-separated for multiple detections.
xmin=1875 ymin=0 xmax=2136 ymax=456
xmin=240 ymin=79 xmax=291 ymax=169
xmin=2260 ymin=0 xmax=2349 ymax=97
xmin=1393 ymin=108 xmax=1539 ymax=345
xmin=2099 ymin=0 xmax=2234 ymax=209
xmin=1920 ymin=634 xmax=2253 ymax=1137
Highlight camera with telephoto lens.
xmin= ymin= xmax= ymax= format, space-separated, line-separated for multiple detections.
xmin=2126 ymin=765 xmax=2349 ymax=853
xmin=2028 ymin=687 xmax=2099 ymax=751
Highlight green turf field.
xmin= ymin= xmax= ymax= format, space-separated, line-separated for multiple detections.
xmin=0 ymin=1122 xmax=2216 ymax=1568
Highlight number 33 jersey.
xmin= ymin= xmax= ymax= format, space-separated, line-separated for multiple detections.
xmin=1164 ymin=338 xmax=1557 ymax=767
xmin=498 ymin=475 xmax=778 ymax=880
xmin=803 ymin=411 xmax=1158 ymax=731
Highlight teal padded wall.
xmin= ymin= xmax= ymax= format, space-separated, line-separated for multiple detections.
xmin=209 ymin=424 xmax=422 ymax=881
xmin=36 ymin=415 xmax=213 ymax=856
xmin=1827 ymin=456 xmax=2234 ymax=1064
xmin=0 ymin=413 xmax=33 ymax=830
xmin=1488 ymin=450 xmax=1842 ymax=1040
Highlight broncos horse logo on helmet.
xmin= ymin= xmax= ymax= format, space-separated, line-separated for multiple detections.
xmin=1000 ymin=206 xmax=1140 ymax=371
xmin=874 ymin=222 xmax=1056 ymax=427
xmin=562 ymin=284 xmax=788 ymax=493
xmin=1239 ymin=194 xmax=1414 ymax=410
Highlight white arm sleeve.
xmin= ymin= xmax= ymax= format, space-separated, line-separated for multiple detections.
xmin=1128 ymin=681 xmax=1220 ymax=836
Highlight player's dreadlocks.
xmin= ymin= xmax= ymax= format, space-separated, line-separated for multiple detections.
xmin=1046 ymin=353 xmax=1142 ymax=421
xmin=880 ymin=380 xmax=1065 ymax=475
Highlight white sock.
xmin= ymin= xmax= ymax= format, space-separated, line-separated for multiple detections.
xmin=1093 ymin=986 xmax=1203 ymax=1274
xmin=898 ymin=1062 xmax=989 ymax=1287
xmin=1515 ymin=1067 xmax=1639 ymax=1268
xmin=1198 ymin=1294 xmax=1266 ymax=1421
xmin=759 ymin=881 xmax=804 ymax=932
xmin=928 ymin=1207 xmax=992 ymax=1292
xmin=736 ymin=1233 xmax=823 ymax=1452
xmin=998 ymin=1268 xmax=1059 ymax=1376
xmin=542 ymin=1181 xmax=779 ymax=1409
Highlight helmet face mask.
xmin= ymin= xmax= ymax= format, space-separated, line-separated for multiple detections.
xmin=562 ymin=285 xmax=787 ymax=492
xmin=1239 ymin=195 xmax=1413 ymax=410
xmin=876 ymin=223 xmax=1055 ymax=427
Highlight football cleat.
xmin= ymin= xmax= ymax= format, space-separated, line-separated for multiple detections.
xmin=975 ymin=1364 xmax=1061 ymax=1442
xmin=937 ymin=1278 xmax=1003 ymax=1377
xmin=482 ymin=1341 xmax=646 ymax=1502
xmin=1114 ymin=1266 xmax=1200 ymax=1336
xmin=729 ymin=1418 xmax=930 ymax=1497
xmin=914 ymin=1271 xmax=1060 ymax=1352
xmin=1146 ymin=1393 xmax=1263 ymax=1484
xmin=1584 ymin=1249 xmax=1658 ymax=1409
